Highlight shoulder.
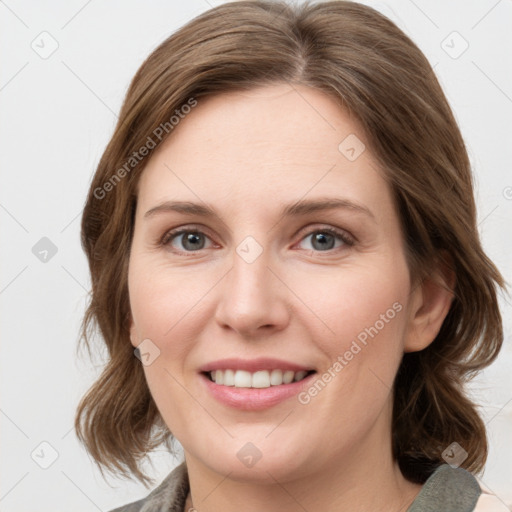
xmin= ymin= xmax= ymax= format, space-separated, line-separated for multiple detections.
xmin=408 ymin=464 xmax=510 ymax=512
xmin=408 ymin=464 xmax=479 ymax=511
xmin=108 ymin=461 xmax=189 ymax=512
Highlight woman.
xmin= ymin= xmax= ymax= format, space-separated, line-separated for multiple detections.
xmin=76 ymin=1 xmax=508 ymax=510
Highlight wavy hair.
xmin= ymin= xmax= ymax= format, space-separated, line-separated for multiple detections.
xmin=75 ymin=0 xmax=505 ymax=485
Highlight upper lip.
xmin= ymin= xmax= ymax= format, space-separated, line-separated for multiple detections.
xmin=199 ymin=357 xmax=315 ymax=373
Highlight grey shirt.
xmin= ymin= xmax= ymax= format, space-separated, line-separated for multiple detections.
xmin=110 ymin=462 xmax=482 ymax=512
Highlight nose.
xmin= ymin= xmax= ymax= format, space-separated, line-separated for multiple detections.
xmin=214 ymin=241 xmax=290 ymax=338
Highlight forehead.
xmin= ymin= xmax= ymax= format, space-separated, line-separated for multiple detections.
xmin=158 ymin=83 xmax=364 ymax=165
xmin=136 ymin=83 xmax=392 ymax=219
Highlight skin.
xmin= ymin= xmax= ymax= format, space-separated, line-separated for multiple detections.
xmin=128 ymin=83 xmax=454 ymax=512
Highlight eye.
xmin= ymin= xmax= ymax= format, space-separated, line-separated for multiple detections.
xmin=159 ymin=225 xmax=354 ymax=255
xmin=296 ymin=227 xmax=354 ymax=252
xmin=160 ymin=228 xmax=214 ymax=253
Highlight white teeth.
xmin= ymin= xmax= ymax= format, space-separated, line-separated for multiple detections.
xmin=223 ymin=369 xmax=235 ymax=386
xmin=214 ymin=370 xmax=223 ymax=385
xmin=269 ymin=369 xmax=283 ymax=385
xmin=293 ymin=370 xmax=308 ymax=382
xmin=234 ymin=370 xmax=252 ymax=388
xmin=252 ymin=370 xmax=270 ymax=388
xmin=208 ymin=369 xmax=311 ymax=388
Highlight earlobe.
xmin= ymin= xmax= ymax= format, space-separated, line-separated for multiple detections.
xmin=404 ymin=252 xmax=456 ymax=353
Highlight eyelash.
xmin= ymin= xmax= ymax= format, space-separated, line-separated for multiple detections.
xmin=158 ymin=225 xmax=355 ymax=256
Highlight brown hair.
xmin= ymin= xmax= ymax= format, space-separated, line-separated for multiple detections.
xmin=76 ymin=0 xmax=506 ymax=486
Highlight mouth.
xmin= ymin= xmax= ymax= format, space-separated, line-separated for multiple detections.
xmin=199 ymin=367 xmax=318 ymax=410
xmin=201 ymin=369 xmax=317 ymax=388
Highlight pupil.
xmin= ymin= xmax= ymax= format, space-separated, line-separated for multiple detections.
xmin=180 ymin=232 xmax=334 ymax=251
xmin=313 ymin=233 xmax=334 ymax=250
xmin=184 ymin=232 xmax=204 ymax=250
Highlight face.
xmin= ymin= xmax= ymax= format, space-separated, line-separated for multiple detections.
xmin=128 ymin=83 xmax=420 ymax=483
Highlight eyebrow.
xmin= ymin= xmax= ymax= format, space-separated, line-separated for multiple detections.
xmin=144 ymin=197 xmax=375 ymax=221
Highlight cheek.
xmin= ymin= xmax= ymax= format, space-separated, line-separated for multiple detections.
xmin=128 ymin=259 xmax=203 ymax=428
xmin=129 ymin=258 xmax=210 ymax=341
xmin=128 ymin=258 xmax=218 ymax=416
xmin=304 ymin=262 xmax=410 ymax=387
xmin=129 ymin=249 xmax=411 ymax=365
xmin=294 ymin=265 xmax=410 ymax=436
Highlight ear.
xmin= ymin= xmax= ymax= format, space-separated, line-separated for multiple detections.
xmin=404 ymin=251 xmax=456 ymax=353
xmin=128 ymin=314 xmax=139 ymax=348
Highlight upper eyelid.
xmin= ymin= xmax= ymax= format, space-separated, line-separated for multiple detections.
xmin=160 ymin=223 xmax=354 ymax=248
xmin=160 ymin=224 xmax=216 ymax=245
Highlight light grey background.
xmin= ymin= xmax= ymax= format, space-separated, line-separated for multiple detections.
xmin=1 ymin=0 xmax=511 ymax=510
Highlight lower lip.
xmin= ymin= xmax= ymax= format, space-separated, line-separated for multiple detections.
xmin=200 ymin=372 xmax=316 ymax=411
